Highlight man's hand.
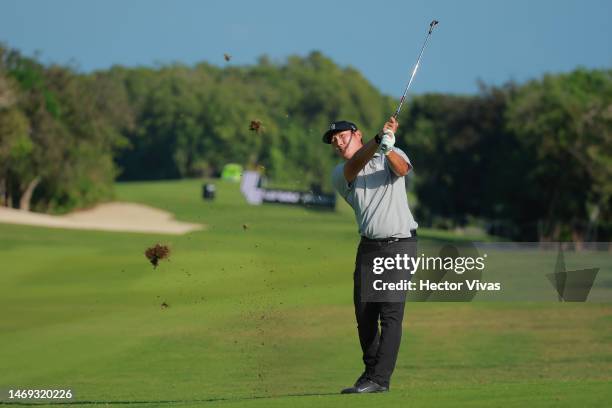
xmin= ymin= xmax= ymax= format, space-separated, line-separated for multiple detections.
xmin=380 ymin=130 xmax=395 ymax=155
xmin=383 ymin=116 xmax=399 ymax=134
xmin=379 ymin=116 xmax=398 ymax=155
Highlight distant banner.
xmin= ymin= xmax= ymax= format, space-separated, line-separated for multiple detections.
xmin=240 ymin=171 xmax=336 ymax=209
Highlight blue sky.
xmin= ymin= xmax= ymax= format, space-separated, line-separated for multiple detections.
xmin=1 ymin=0 xmax=610 ymax=96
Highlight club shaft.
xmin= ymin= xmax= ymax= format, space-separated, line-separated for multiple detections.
xmin=393 ymin=21 xmax=438 ymax=118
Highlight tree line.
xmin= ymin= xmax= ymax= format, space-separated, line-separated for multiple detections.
xmin=0 ymin=44 xmax=610 ymax=241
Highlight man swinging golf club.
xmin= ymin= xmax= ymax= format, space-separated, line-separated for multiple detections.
xmin=323 ymin=117 xmax=418 ymax=393
xmin=323 ymin=19 xmax=437 ymax=394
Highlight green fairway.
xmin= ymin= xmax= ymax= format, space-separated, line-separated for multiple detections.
xmin=0 ymin=179 xmax=611 ymax=407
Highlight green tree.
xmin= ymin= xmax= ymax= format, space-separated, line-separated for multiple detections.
xmin=507 ymin=69 xmax=612 ymax=241
xmin=1 ymin=45 xmax=126 ymax=212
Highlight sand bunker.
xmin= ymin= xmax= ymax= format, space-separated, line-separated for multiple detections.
xmin=0 ymin=202 xmax=203 ymax=235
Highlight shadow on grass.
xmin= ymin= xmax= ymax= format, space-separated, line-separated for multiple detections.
xmin=0 ymin=391 xmax=340 ymax=405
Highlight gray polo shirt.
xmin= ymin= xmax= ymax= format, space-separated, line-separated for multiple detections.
xmin=332 ymin=147 xmax=418 ymax=239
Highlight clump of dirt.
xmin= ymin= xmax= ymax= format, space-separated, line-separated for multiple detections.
xmin=249 ymin=120 xmax=263 ymax=133
xmin=242 ymin=224 xmax=249 ymax=231
xmin=145 ymin=243 xmax=171 ymax=268
xmin=224 ymin=53 xmax=231 ymax=61
xmin=161 ymin=302 xmax=169 ymax=309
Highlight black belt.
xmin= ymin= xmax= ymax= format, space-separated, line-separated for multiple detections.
xmin=361 ymin=229 xmax=417 ymax=243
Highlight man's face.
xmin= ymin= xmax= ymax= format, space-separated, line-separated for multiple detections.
xmin=331 ymin=130 xmax=357 ymax=159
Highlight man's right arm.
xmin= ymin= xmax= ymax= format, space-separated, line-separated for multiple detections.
xmin=343 ymin=138 xmax=379 ymax=183
xmin=343 ymin=116 xmax=399 ymax=182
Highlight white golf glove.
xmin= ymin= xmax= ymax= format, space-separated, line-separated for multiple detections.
xmin=379 ymin=129 xmax=395 ymax=155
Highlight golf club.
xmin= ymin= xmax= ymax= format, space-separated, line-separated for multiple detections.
xmin=393 ymin=19 xmax=439 ymax=119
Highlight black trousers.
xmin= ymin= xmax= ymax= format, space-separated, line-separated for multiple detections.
xmin=353 ymin=236 xmax=417 ymax=388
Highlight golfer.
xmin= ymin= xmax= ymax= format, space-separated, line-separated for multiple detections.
xmin=323 ymin=117 xmax=418 ymax=394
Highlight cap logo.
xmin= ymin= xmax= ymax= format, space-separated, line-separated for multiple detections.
xmin=330 ymin=123 xmax=335 ymax=130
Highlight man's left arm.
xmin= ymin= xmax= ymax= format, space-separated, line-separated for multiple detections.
xmin=385 ymin=150 xmax=412 ymax=177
